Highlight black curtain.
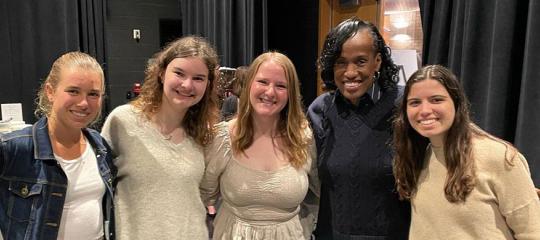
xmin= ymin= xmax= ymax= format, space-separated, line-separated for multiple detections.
xmin=420 ymin=0 xmax=540 ymax=186
xmin=0 ymin=0 xmax=107 ymax=123
xmin=79 ymin=0 xmax=107 ymax=70
xmin=267 ymin=0 xmax=319 ymax=107
xmin=179 ymin=0 xmax=267 ymax=67
xmin=79 ymin=0 xmax=110 ymax=120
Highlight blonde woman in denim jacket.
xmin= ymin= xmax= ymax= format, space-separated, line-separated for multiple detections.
xmin=0 ymin=52 xmax=117 ymax=240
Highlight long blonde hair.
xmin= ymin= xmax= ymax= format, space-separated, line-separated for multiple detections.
xmin=232 ymin=51 xmax=311 ymax=169
xmin=132 ymin=36 xmax=220 ymax=146
xmin=35 ymin=51 xmax=104 ymax=125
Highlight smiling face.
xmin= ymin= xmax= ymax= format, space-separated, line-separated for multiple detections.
xmin=333 ymin=29 xmax=381 ymax=105
xmin=46 ymin=67 xmax=103 ymax=131
xmin=161 ymin=57 xmax=209 ymax=112
xmin=406 ymin=79 xmax=456 ymax=147
xmin=249 ymin=60 xmax=289 ymax=119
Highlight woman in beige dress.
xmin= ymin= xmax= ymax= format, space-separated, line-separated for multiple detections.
xmin=201 ymin=51 xmax=318 ymax=240
xmin=101 ymin=36 xmax=220 ymax=239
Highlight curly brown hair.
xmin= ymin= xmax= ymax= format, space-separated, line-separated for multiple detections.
xmin=131 ymin=36 xmax=220 ymax=146
xmin=232 ymin=52 xmax=311 ymax=169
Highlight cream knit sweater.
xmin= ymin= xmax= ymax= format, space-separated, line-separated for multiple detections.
xmin=410 ymin=136 xmax=540 ymax=240
xmin=101 ymin=104 xmax=208 ymax=239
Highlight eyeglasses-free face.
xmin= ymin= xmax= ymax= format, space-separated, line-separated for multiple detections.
xmin=46 ymin=67 xmax=103 ymax=132
xmin=406 ymin=79 xmax=456 ymax=147
xmin=333 ymin=29 xmax=381 ymax=105
xmin=249 ymin=60 xmax=289 ymax=120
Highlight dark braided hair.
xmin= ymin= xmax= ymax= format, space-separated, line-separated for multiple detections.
xmin=318 ymin=17 xmax=398 ymax=91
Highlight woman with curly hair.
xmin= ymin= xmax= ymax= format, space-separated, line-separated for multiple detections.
xmin=307 ymin=17 xmax=410 ymax=239
xmin=393 ymin=65 xmax=540 ymax=239
xmin=201 ymin=51 xmax=318 ymax=239
xmin=101 ymin=36 xmax=220 ymax=239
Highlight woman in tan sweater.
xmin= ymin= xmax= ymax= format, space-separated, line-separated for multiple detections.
xmin=393 ymin=65 xmax=540 ymax=239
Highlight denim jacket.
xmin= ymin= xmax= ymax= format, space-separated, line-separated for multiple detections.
xmin=0 ymin=117 xmax=117 ymax=240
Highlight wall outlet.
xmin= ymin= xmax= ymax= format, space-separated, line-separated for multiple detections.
xmin=133 ymin=29 xmax=141 ymax=40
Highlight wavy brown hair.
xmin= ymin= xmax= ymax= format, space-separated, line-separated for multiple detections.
xmin=392 ymin=65 xmax=519 ymax=203
xmin=132 ymin=36 xmax=219 ymax=145
xmin=35 ymin=51 xmax=105 ymax=126
xmin=232 ymin=52 xmax=311 ymax=169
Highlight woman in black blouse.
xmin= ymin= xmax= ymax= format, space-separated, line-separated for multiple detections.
xmin=307 ymin=17 xmax=410 ymax=239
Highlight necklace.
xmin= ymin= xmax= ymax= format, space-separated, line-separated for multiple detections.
xmin=163 ymin=134 xmax=173 ymax=140
xmin=158 ymin=126 xmax=185 ymax=142
xmin=151 ymin=120 xmax=178 ymax=141
xmin=158 ymin=128 xmax=175 ymax=141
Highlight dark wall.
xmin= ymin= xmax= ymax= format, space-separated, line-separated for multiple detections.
xmin=0 ymin=1 xmax=91 ymax=123
xmin=105 ymin=0 xmax=180 ymax=110
xmin=267 ymin=0 xmax=319 ymax=107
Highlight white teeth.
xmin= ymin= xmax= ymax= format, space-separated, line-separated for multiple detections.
xmin=175 ymin=89 xmax=194 ymax=97
xmin=419 ymin=119 xmax=436 ymax=125
xmin=259 ymin=97 xmax=276 ymax=105
xmin=71 ymin=111 xmax=88 ymax=117
xmin=344 ymin=81 xmax=361 ymax=88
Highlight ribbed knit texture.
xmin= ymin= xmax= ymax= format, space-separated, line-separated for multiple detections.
xmin=410 ymin=137 xmax=540 ymax=239
xmin=308 ymin=89 xmax=410 ymax=239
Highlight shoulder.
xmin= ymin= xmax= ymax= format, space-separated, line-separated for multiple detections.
xmin=84 ymin=127 xmax=101 ymax=139
xmin=106 ymin=104 xmax=141 ymax=124
xmin=308 ymin=92 xmax=333 ymax=113
xmin=208 ymin=121 xmax=232 ymax=149
xmin=109 ymin=104 xmax=137 ymax=117
xmin=216 ymin=120 xmax=231 ymax=136
xmin=473 ymin=137 xmax=506 ymax=159
xmin=307 ymin=92 xmax=334 ymax=126
xmin=85 ymin=127 xmax=108 ymax=144
xmin=307 ymin=93 xmax=334 ymax=135
xmin=204 ymin=121 xmax=233 ymax=164
xmin=473 ymin=137 xmax=509 ymax=158
xmin=0 ymin=126 xmax=33 ymax=142
xmin=84 ymin=128 xmax=112 ymax=151
xmin=472 ymin=136 xmax=523 ymax=171
xmin=0 ymin=127 xmax=33 ymax=155
xmin=0 ymin=127 xmax=35 ymax=168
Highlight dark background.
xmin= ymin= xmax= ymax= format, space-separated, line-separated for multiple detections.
xmin=0 ymin=0 xmax=538 ymax=186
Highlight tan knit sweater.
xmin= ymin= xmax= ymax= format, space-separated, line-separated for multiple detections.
xmin=410 ymin=136 xmax=540 ymax=240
